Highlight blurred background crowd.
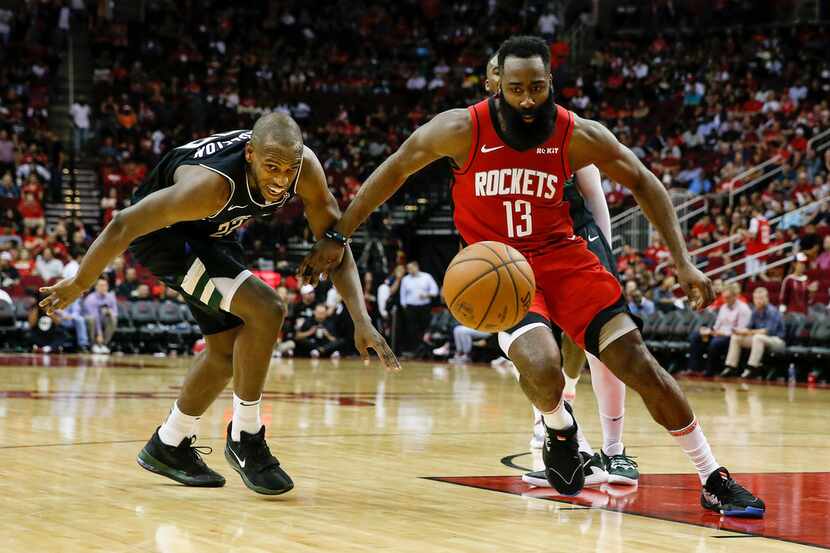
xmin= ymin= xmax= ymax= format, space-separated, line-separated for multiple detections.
xmin=0 ymin=0 xmax=828 ymax=380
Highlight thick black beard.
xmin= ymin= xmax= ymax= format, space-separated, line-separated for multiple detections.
xmin=495 ymin=92 xmax=556 ymax=151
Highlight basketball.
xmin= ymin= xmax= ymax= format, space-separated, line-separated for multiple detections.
xmin=443 ymin=241 xmax=535 ymax=332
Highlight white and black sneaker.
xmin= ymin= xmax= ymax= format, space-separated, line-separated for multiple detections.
xmin=541 ymin=402 xmax=584 ymax=495
xmin=224 ymin=423 xmax=294 ymax=495
xmin=523 ymin=451 xmax=607 ymax=488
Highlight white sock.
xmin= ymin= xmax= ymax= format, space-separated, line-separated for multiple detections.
xmin=541 ymin=397 xmax=575 ymax=431
xmin=158 ymin=401 xmax=200 ymax=447
xmin=563 ymin=371 xmax=579 ymax=403
xmin=670 ymin=417 xmax=720 ymax=484
xmin=232 ymin=393 xmax=262 ymax=441
xmin=588 ymin=354 xmax=626 ymax=456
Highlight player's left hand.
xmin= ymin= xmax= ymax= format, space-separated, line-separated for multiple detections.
xmin=298 ymin=238 xmax=346 ymax=286
xmin=354 ymin=321 xmax=401 ymax=373
xmin=676 ymin=263 xmax=715 ymax=310
xmin=38 ymin=278 xmax=86 ymax=315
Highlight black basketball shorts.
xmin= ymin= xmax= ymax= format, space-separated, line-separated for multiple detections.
xmin=129 ymin=231 xmax=251 ymax=335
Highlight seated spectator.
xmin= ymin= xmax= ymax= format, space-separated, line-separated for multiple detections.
xmin=13 ymin=249 xmax=34 ymax=278
xmin=130 ymin=283 xmax=152 ymax=301
xmin=62 ymin=250 xmax=81 ymax=279
xmin=652 ymin=276 xmax=678 ymax=312
xmin=0 ymin=207 xmax=22 ymax=234
xmin=627 ymin=288 xmax=655 ymax=317
xmin=18 ymin=192 xmax=45 ymax=229
xmin=57 ymin=299 xmax=90 ymax=352
xmin=28 ymin=311 xmax=69 ymax=353
xmin=687 ymin=283 xmax=751 ymax=375
xmin=294 ymin=304 xmax=342 ymax=359
xmin=721 ymin=287 xmax=785 ymax=379
xmin=0 ymin=251 xmax=19 ymax=288
xmin=0 ymin=171 xmax=18 ymax=198
xmin=34 ymin=247 xmax=64 ymax=281
xmin=115 ymin=267 xmax=140 ymax=299
xmin=83 ymin=278 xmax=118 ymax=354
xmin=817 ymin=236 xmax=830 ymax=272
xmin=780 ymin=253 xmax=816 ymax=314
xmin=449 ymin=325 xmax=490 ymax=364
xmin=294 ymin=283 xmax=318 ymax=330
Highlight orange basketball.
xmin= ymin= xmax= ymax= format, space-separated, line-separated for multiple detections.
xmin=442 ymin=241 xmax=535 ymax=332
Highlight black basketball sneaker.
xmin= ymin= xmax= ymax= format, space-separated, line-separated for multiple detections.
xmin=224 ymin=422 xmax=294 ymax=495
xmin=137 ymin=428 xmax=226 ymax=487
xmin=701 ymin=467 xmax=765 ymax=518
xmin=542 ymin=402 xmax=584 ymax=495
xmin=523 ymin=451 xmax=608 ymax=488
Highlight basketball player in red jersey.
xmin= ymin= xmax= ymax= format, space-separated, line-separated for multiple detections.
xmin=300 ymin=36 xmax=764 ymax=516
xmin=486 ymin=52 xmax=637 ymax=487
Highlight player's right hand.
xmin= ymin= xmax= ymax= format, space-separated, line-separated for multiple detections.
xmin=297 ymin=238 xmax=346 ymax=286
xmin=676 ymin=263 xmax=715 ymax=311
xmin=39 ymin=278 xmax=86 ymax=315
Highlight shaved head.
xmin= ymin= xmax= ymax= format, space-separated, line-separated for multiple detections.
xmin=251 ymin=112 xmax=303 ymax=153
xmin=245 ymin=112 xmax=305 ymax=203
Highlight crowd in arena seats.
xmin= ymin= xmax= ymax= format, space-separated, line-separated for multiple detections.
xmin=1 ymin=1 xmax=830 ymax=378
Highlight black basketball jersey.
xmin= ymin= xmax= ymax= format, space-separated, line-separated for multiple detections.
xmin=131 ymin=129 xmax=299 ymax=241
xmin=563 ymin=176 xmax=594 ymax=232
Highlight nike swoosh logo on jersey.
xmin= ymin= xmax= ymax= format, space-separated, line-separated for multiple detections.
xmin=480 ymin=144 xmax=504 ymax=153
xmin=588 ymin=235 xmax=600 ymax=242
xmin=228 ymin=445 xmax=246 ymax=468
xmin=228 ymin=205 xmax=247 ymax=211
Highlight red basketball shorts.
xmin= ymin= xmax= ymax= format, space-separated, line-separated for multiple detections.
xmin=521 ymin=237 xmax=623 ymax=353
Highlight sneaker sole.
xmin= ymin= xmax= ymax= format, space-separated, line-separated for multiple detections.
xmin=224 ymin=447 xmax=294 ymax=496
xmin=523 ymin=472 xmax=605 ymax=488
xmin=584 ymin=469 xmax=609 ymax=487
xmin=607 ymin=474 xmax=639 ymax=486
xmin=702 ymin=498 xmax=765 ymax=518
xmin=136 ymin=449 xmax=225 ymax=487
xmin=721 ymin=505 xmax=765 ymax=518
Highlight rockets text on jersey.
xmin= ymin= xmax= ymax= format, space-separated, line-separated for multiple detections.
xmin=452 ymin=97 xmax=576 ymax=255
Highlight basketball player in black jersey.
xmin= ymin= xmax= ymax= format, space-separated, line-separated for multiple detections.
xmin=40 ymin=112 xmax=399 ymax=495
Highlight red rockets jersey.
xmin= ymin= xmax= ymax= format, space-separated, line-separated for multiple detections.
xmin=452 ymin=97 xmax=576 ymax=255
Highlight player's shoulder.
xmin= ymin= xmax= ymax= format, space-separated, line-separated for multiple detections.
xmin=171 ymin=164 xmax=232 ymax=207
xmin=570 ymin=112 xmax=610 ymax=144
xmin=426 ymin=108 xmax=472 ymax=136
xmin=296 ymin=145 xmax=325 ymax=194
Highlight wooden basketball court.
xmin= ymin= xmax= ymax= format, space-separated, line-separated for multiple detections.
xmin=0 ymin=354 xmax=827 ymax=552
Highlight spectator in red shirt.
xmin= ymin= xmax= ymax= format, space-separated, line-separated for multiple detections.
xmin=691 ymin=214 xmax=716 ymax=239
xmin=13 ymin=249 xmax=34 ymax=278
xmin=21 ymin=173 xmax=43 ymax=202
xmin=644 ymin=237 xmax=670 ymax=268
xmin=780 ymin=253 xmax=816 ymax=314
xmin=791 ymin=170 xmax=814 ymax=206
xmin=18 ymin=193 xmax=45 ymax=230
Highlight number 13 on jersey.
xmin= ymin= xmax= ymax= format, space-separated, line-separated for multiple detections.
xmin=503 ymin=200 xmax=532 ymax=238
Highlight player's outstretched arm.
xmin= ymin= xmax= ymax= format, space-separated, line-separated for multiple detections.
xmin=297 ymin=108 xmax=471 ymax=281
xmin=39 ymin=168 xmax=228 ymax=314
xmin=569 ymin=115 xmax=714 ymax=309
xmin=297 ymin=150 xmax=400 ymax=372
